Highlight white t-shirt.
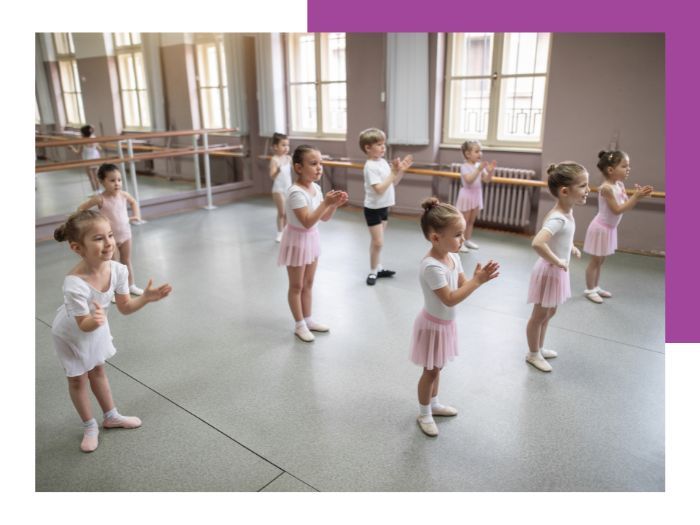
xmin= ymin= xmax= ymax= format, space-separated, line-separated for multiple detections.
xmin=541 ymin=210 xmax=575 ymax=264
xmin=419 ymin=253 xmax=464 ymax=321
xmin=363 ymin=158 xmax=394 ymax=209
xmin=286 ymin=183 xmax=323 ymax=228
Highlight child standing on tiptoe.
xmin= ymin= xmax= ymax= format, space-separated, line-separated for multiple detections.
xmin=582 ymin=150 xmax=653 ymax=303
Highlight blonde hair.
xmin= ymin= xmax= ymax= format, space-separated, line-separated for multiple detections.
xmin=460 ymin=140 xmax=481 ymax=156
xmin=420 ymin=197 xmax=462 ymax=239
xmin=359 ymin=128 xmax=386 ymax=154
xmin=546 ymin=162 xmax=586 ymax=197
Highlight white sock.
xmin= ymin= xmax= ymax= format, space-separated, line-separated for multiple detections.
xmin=295 ymin=320 xmax=307 ymax=330
xmin=377 ymin=264 xmax=383 ymax=271
xmin=370 ymin=267 xmax=378 ymax=275
xmin=430 ymin=396 xmax=444 ymax=409
xmin=419 ymin=403 xmax=432 ymax=418
xmin=103 ymin=407 xmax=120 ymax=420
xmin=304 ymin=317 xmax=320 ymax=329
xmin=82 ymin=418 xmax=98 ymax=434
xmin=528 ymin=351 xmax=541 ymax=358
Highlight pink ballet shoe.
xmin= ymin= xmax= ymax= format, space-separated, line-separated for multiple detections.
xmin=103 ymin=415 xmax=142 ymax=429
xmin=80 ymin=430 xmax=99 ymax=453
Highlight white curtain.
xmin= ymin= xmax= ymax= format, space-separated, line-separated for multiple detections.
xmin=386 ymin=33 xmax=429 ymax=145
xmin=255 ymin=33 xmax=286 ymax=137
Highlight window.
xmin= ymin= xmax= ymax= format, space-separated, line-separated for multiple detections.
xmin=195 ymin=34 xmax=230 ymax=129
xmin=36 ymin=97 xmax=41 ymax=124
xmin=444 ymin=32 xmax=551 ymax=148
xmin=113 ymin=33 xmax=151 ymax=130
xmin=53 ymin=33 xmax=86 ymax=127
xmin=287 ymin=33 xmax=346 ymax=137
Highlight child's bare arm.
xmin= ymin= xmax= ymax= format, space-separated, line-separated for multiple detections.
xmin=77 ymin=195 xmax=101 ymax=212
xmin=432 ymin=261 xmax=500 ymax=307
xmin=115 ymin=279 xmax=172 ymax=315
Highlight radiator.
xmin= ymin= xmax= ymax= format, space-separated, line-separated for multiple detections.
xmin=450 ymin=164 xmax=537 ymax=232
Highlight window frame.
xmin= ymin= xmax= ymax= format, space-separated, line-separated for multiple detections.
xmin=52 ymin=33 xmax=86 ymax=129
xmin=194 ymin=33 xmax=231 ymax=131
xmin=286 ymin=32 xmax=347 ymax=139
xmin=112 ymin=33 xmax=152 ymax=131
xmin=443 ymin=32 xmax=552 ymax=150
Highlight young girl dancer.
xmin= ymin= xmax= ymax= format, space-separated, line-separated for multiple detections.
xmin=455 ymin=140 xmax=496 ymax=253
xmin=70 ymin=124 xmax=102 ymax=193
xmin=78 ymin=163 xmax=144 ymax=295
xmin=526 ymin=162 xmax=589 ymax=372
xmin=269 ymin=132 xmax=292 ymax=242
xmin=411 ymin=198 xmax=500 ymax=437
xmin=277 ymin=145 xmax=348 ymax=342
xmin=582 ymin=150 xmax=654 ymax=303
xmin=51 ymin=210 xmax=172 ymax=452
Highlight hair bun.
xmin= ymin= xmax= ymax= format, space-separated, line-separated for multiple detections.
xmin=546 ymin=163 xmax=558 ymax=175
xmin=597 ymin=150 xmax=608 ymax=159
xmin=421 ymin=196 xmax=440 ymax=212
xmin=53 ymin=224 xmax=67 ymax=242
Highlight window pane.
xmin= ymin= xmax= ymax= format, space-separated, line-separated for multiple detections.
xmin=138 ymin=90 xmax=151 ymax=128
xmin=223 ymin=88 xmax=231 ymax=128
xmin=118 ymin=54 xmax=137 ymax=89
xmin=36 ymin=98 xmax=41 ymax=124
xmin=497 ymin=76 xmax=546 ymax=142
xmin=134 ymin=52 xmax=147 ymax=89
xmin=200 ymin=88 xmax=223 ymax=128
xmin=54 ymin=33 xmax=71 ymax=55
xmin=447 ymin=78 xmax=490 ymax=140
xmin=131 ymin=33 xmax=141 ymax=46
xmin=451 ymin=33 xmax=493 ymax=77
xmin=321 ymin=82 xmax=346 ymax=134
xmin=288 ymin=34 xmax=316 ymax=83
xmin=290 ymin=83 xmax=317 ymax=133
xmin=71 ymin=62 xmax=82 ymax=94
xmin=122 ymin=90 xmax=139 ymax=128
xmin=197 ymin=44 xmax=220 ymax=88
xmin=320 ymin=33 xmax=346 ymax=82
xmin=502 ymin=33 xmax=550 ymax=75
xmin=58 ymin=60 xmax=76 ymax=92
xmin=114 ymin=33 xmax=131 ymax=47
xmin=219 ymin=42 xmax=229 ymax=88
xmin=77 ymin=93 xmax=86 ymax=123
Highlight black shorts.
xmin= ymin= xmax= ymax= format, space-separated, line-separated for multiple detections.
xmin=364 ymin=206 xmax=389 ymax=227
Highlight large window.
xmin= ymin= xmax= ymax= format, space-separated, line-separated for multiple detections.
xmin=444 ymin=32 xmax=551 ymax=148
xmin=287 ymin=33 xmax=346 ymax=137
xmin=113 ymin=33 xmax=151 ymax=130
xmin=53 ymin=33 xmax=86 ymax=128
xmin=195 ymin=34 xmax=231 ymax=129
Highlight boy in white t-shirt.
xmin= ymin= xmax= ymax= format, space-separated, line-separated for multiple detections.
xmin=359 ymin=128 xmax=413 ymax=285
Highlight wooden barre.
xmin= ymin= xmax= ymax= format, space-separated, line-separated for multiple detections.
xmin=257 ymin=155 xmax=665 ymax=199
xmin=36 ymin=146 xmax=245 ymax=173
xmin=35 ymin=128 xmax=240 ymax=148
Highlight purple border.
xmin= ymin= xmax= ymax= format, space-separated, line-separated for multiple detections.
xmin=309 ymin=0 xmax=698 ymax=343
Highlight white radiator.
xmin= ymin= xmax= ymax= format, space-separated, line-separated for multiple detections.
xmin=450 ymin=164 xmax=537 ymax=231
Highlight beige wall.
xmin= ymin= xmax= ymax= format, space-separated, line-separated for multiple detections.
xmin=540 ymin=33 xmax=665 ymax=253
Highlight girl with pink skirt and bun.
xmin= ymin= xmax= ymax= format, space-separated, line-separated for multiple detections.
xmin=582 ymin=150 xmax=653 ymax=303
xmin=411 ymin=198 xmax=499 ymax=437
xmin=526 ymin=162 xmax=590 ymax=372
xmin=278 ymin=145 xmax=348 ymax=343
xmin=455 ymin=140 xmax=496 ymax=253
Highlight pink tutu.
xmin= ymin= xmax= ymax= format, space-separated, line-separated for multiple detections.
xmin=455 ymin=186 xmax=483 ymax=211
xmin=583 ymin=216 xmax=617 ymax=256
xmin=409 ymin=310 xmax=458 ymax=370
xmin=277 ymin=224 xmax=320 ymax=267
xmin=527 ymin=258 xmax=571 ymax=308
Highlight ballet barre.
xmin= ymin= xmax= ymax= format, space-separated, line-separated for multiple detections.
xmin=37 ymin=128 xmax=244 ymax=210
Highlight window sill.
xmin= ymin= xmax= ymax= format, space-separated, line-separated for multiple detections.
xmin=439 ymin=143 xmax=542 ymax=154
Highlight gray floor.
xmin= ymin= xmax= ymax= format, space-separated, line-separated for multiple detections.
xmin=35 ymin=166 xmax=196 ymax=218
xmin=35 ymin=196 xmax=665 ymax=491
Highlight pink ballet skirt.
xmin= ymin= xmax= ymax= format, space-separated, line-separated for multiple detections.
xmin=527 ymin=258 xmax=571 ymax=307
xmin=455 ymin=186 xmax=483 ymax=211
xmin=409 ymin=310 xmax=458 ymax=370
xmin=277 ymin=223 xmax=321 ymax=267
xmin=583 ymin=216 xmax=618 ymax=256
